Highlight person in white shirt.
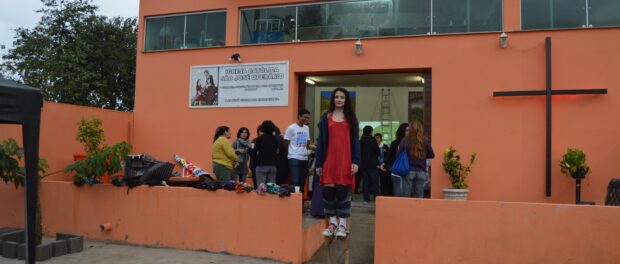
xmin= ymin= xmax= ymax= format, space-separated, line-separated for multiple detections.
xmin=284 ymin=108 xmax=315 ymax=194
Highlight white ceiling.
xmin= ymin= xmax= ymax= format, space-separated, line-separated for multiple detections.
xmin=306 ymin=73 xmax=424 ymax=87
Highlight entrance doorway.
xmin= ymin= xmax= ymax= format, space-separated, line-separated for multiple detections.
xmin=299 ymin=72 xmax=432 ymax=198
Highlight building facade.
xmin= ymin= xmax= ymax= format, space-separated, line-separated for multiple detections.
xmin=134 ymin=0 xmax=620 ymax=204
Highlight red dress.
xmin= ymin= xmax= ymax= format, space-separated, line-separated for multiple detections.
xmin=321 ymin=115 xmax=354 ymax=189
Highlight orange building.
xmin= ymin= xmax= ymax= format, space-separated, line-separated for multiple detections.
xmin=134 ymin=0 xmax=620 ymax=205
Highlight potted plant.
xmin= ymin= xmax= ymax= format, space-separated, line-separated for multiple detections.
xmin=560 ymin=148 xmax=591 ymax=204
xmin=559 ymin=148 xmax=590 ymax=179
xmin=0 ymin=138 xmax=49 ymax=244
xmin=442 ymin=146 xmax=476 ymax=200
xmin=65 ymin=117 xmax=131 ymax=185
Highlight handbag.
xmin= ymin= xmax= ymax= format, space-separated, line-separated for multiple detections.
xmin=390 ymin=150 xmax=410 ymax=177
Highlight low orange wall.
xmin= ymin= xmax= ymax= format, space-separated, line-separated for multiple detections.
xmin=0 ymin=102 xmax=133 ymax=181
xmin=0 ymin=181 xmax=322 ymax=264
xmin=375 ymin=197 xmax=620 ymax=264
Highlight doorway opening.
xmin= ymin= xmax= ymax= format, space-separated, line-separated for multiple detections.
xmin=299 ymin=72 xmax=433 ymax=198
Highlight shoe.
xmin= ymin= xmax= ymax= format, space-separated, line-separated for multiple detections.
xmin=322 ymin=224 xmax=337 ymax=237
xmin=335 ymin=225 xmax=348 ymax=239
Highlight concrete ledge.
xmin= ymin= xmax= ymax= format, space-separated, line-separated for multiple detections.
xmin=375 ymin=198 xmax=620 ymax=264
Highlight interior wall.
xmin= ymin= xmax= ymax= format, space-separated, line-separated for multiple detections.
xmin=312 ymin=85 xmax=423 ymax=141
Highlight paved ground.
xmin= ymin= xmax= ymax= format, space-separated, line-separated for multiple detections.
xmin=0 ymin=240 xmax=283 ymax=264
xmin=1 ymin=195 xmax=376 ymax=264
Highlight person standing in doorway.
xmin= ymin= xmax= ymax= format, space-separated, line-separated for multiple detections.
xmin=375 ymin=133 xmax=392 ymax=196
xmin=212 ymin=126 xmax=238 ymax=183
xmin=386 ymin=123 xmax=409 ymax=197
xmin=396 ymin=120 xmax=434 ymax=198
xmin=359 ymin=126 xmax=380 ymax=202
xmin=316 ymin=87 xmax=360 ymax=238
xmin=284 ymin=108 xmax=314 ymax=194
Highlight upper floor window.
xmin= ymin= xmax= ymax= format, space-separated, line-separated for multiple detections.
xmin=240 ymin=0 xmax=503 ymax=45
xmin=522 ymin=0 xmax=620 ymax=30
xmin=145 ymin=11 xmax=226 ymax=51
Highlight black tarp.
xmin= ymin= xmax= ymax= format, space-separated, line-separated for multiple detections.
xmin=0 ymin=78 xmax=43 ymax=264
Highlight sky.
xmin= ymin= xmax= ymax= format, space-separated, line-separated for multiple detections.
xmin=0 ymin=0 xmax=139 ymax=58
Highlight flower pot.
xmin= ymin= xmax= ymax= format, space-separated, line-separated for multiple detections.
xmin=442 ymin=188 xmax=469 ymax=200
xmin=570 ymin=168 xmax=587 ymax=180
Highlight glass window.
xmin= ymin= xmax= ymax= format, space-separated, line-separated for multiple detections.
xmin=186 ymin=12 xmax=226 ymax=48
xmin=145 ymin=17 xmax=165 ymax=51
xmin=392 ymin=0 xmax=431 ymax=36
xmin=145 ymin=11 xmax=226 ymax=51
xmin=240 ymin=6 xmax=296 ymax=44
xmin=589 ymin=0 xmax=620 ymax=27
xmin=433 ymin=0 xmax=502 ymax=34
xmin=522 ymin=0 xmax=587 ymax=30
xmin=297 ymin=0 xmax=393 ymax=41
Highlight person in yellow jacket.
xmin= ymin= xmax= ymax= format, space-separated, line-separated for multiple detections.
xmin=212 ymin=126 xmax=239 ymax=183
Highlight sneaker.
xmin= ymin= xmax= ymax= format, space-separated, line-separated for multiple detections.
xmin=335 ymin=225 xmax=349 ymax=238
xmin=322 ymin=224 xmax=337 ymax=237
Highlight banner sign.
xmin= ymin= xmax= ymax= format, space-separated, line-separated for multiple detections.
xmin=189 ymin=61 xmax=288 ymax=108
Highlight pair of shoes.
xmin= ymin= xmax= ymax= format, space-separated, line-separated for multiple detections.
xmin=322 ymin=224 xmax=337 ymax=237
xmin=335 ymin=225 xmax=349 ymax=239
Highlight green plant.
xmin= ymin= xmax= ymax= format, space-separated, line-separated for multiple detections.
xmin=65 ymin=142 xmax=131 ymax=185
xmin=442 ymin=146 xmax=476 ymax=189
xmin=0 ymin=138 xmax=49 ymax=244
xmin=560 ymin=148 xmax=590 ymax=179
xmin=76 ymin=117 xmax=105 ymax=155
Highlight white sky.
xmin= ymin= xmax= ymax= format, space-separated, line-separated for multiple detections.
xmin=0 ymin=0 xmax=139 ymax=58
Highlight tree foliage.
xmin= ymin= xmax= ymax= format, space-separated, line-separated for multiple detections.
xmin=1 ymin=0 xmax=137 ymax=111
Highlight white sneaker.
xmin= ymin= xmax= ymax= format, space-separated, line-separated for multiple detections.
xmin=335 ymin=225 xmax=348 ymax=238
xmin=322 ymin=224 xmax=337 ymax=237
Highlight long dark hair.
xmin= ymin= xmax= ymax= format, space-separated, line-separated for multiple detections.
xmin=237 ymin=127 xmax=250 ymax=140
xmin=395 ymin=123 xmax=409 ymax=143
xmin=213 ymin=126 xmax=230 ymax=142
xmin=328 ymin=87 xmax=359 ymax=136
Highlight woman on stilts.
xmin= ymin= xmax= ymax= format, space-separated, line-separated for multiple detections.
xmin=315 ymin=87 xmax=361 ymax=238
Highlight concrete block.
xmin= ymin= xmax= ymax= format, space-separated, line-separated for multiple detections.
xmin=66 ymin=236 xmax=84 ymax=254
xmin=18 ymin=244 xmax=25 ymax=260
xmin=0 ymin=228 xmax=20 ymax=236
xmin=17 ymin=243 xmax=53 ymax=261
xmin=35 ymin=243 xmax=53 ymax=261
xmin=0 ymin=239 xmax=3 ymax=255
xmin=2 ymin=241 xmax=19 ymax=259
xmin=0 ymin=230 xmax=24 ymax=244
xmin=56 ymin=232 xmax=77 ymax=241
xmin=52 ymin=240 xmax=68 ymax=257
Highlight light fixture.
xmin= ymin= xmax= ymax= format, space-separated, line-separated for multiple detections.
xmin=305 ymin=78 xmax=316 ymax=85
xmin=500 ymin=32 xmax=508 ymax=49
xmin=230 ymin=53 xmax=241 ymax=62
xmin=355 ymin=39 xmax=363 ymax=55
xmin=421 ymin=77 xmax=425 ymax=84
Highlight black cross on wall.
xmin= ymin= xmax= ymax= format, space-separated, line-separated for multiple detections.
xmin=493 ymin=37 xmax=607 ymax=197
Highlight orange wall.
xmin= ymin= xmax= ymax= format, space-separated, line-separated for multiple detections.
xmin=0 ymin=181 xmax=322 ymax=264
xmin=0 ymin=102 xmax=133 ymax=181
xmin=375 ymin=197 xmax=620 ymax=264
xmin=134 ymin=1 xmax=620 ymax=204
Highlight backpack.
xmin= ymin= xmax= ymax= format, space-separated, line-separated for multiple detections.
xmin=390 ymin=150 xmax=410 ymax=177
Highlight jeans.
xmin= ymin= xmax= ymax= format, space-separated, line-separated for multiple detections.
xmin=234 ymin=173 xmax=247 ymax=183
xmin=360 ymin=167 xmax=380 ymax=201
xmin=392 ymin=174 xmax=410 ymax=197
xmin=288 ymin=158 xmax=309 ymax=193
xmin=409 ymin=171 xmax=428 ymax=198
